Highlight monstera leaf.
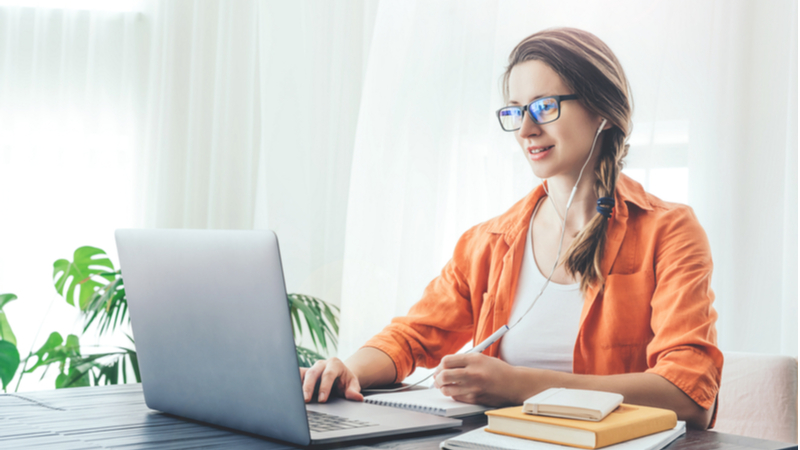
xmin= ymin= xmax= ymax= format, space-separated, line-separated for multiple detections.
xmin=0 ymin=293 xmax=18 ymax=346
xmin=24 ymin=332 xmax=81 ymax=375
xmin=0 ymin=341 xmax=19 ymax=390
xmin=0 ymin=294 xmax=20 ymax=391
xmin=55 ymin=347 xmax=139 ymax=389
xmin=22 ymin=331 xmax=139 ymax=389
xmin=53 ymin=247 xmax=115 ymax=309
xmin=24 ymin=332 xmax=91 ymax=389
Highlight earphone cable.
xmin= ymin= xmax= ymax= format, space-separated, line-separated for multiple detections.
xmin=508 ymin=119 xmax=605 ymax=331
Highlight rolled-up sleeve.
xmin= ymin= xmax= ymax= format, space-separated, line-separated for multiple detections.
xmin=644 ymin=205 xmax=723 ymax=410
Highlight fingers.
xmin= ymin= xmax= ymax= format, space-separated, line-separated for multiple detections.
xmin=317 ymin=360 xmax=341 ymax=402
xmin=301 ymin=358 xmax=358 ymax=404
xmin=440 ymin=353 xmax=474 ymax=369
xmin=438 ymin=372 xmax=481 ymax=403
xmin=434 ymin=367 xmax=467 ymax=388
xmin=439 ymin=382 xmax=473 ymax=400
xmin=434 ymin=353 xmax=475 ymax=379
xmin=302 ymin=361 xmax=326 ymax=403
xmin=436 ymin=354 xmax=510 ymax=407
xmin=344 ymin=377 xmax=364 ymax=402
xmin=450 ymin=393 xmax=478 ymax=404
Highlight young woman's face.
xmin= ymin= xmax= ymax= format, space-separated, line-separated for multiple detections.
xmin=507 ymin=60 xmax=606 ymax=180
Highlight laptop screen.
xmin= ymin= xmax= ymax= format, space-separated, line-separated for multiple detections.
xmin=116 ymin=229 xmax=311 ymax=446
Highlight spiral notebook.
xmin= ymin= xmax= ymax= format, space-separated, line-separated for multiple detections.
xmin=365 ymin=388 xmax=494 ymax=418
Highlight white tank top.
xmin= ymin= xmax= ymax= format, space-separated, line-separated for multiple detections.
xmin=497 ymin=199 xmax=584 ymax=373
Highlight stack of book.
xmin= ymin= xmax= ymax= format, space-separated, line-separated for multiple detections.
xmin=441 ymin=388 xmax=686 ymax=450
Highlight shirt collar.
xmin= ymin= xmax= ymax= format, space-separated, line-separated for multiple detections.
xmin=487 ymin=173 xmax=653 ymax=239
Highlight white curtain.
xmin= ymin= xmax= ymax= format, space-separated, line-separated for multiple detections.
xmin=138 ymin=0 xmax=261 ymax=231
xmin=139 ymin=0 xmax=376 ymax=307
xmin=338 ymin=0 xmax=798 ymax=367
xmin=254 ymin=1 xmax=377 ymax=304
xmin=0 ymin=4 xmax=146 ymax=392
xmin=683 ymin=1 xmax=798 ymax=357
xmin=0 ymin=0 xmax=377 ymax=391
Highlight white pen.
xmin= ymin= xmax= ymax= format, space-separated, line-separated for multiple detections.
xmin=363 ymin=325 xmax=511 ymax=393
xmin=466 ymin=325 xmax=510 ymax=354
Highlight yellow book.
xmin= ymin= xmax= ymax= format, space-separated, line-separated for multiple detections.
xmin=485 ymin=404 xmax=677 ymax=449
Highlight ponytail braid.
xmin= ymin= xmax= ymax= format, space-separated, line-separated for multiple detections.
xmin=564 ymin=128 xmax=628 ymax=292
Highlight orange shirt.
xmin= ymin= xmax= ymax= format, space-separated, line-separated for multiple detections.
xmin=364 ymin=174 xmax=723 ymax=414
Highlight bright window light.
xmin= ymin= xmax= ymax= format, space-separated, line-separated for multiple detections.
xmin=622 ymin=168 xmax=646 ymax=187
xmin=0 ymin=0 xmax=142 ymax=11
xmin=648 ymin=168 xmax=688 ymax=204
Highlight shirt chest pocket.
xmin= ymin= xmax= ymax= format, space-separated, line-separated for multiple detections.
xmin=600 ymin=271 xmax=656 ymax=346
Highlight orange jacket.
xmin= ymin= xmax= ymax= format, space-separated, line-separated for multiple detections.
xmin=364 ymin=174 xmax=723 ymax=414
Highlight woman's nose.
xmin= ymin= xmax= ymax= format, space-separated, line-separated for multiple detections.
xmin=518 ymin=111 xmax=542 ymax=137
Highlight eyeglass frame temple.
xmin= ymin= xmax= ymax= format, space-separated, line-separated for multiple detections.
xmin=495 ymin=94 xmax=579 ymax=131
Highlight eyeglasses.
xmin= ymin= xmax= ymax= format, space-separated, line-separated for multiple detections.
xmin=496 ymin=94 xmax=579 ymax=131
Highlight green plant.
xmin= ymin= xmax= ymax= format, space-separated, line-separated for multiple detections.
xmin=0 ymin=245 xmax=340 ymax=392
xmin=289 ymin=293 xmax=340 ymax=367
xmin=0 ymin=294 xmax=20 ymax=391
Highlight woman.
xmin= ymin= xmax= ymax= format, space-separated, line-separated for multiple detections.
xmin=300 ymin=28 xmax=722 ymax=430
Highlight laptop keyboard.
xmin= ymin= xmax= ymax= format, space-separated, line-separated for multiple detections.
xmin=307 ymin=410 xmax=377 ymax=433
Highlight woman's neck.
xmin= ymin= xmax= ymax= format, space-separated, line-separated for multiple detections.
xmin=542 ymin=174 xmax=599 ymax=233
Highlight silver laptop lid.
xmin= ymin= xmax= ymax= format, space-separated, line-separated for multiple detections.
xmin=115 ymin=229 xmax=311 ymax=446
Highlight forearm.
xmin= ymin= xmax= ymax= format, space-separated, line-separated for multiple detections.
xmin=344 ymin=347 xmax=398 ymax=389
xmin=511 ymin=368 xmax=713 ymax=429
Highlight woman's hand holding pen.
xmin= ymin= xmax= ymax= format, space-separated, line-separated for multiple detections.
xmin=300 ymin=357 xmax=364 ymax=403
xmin=432 ymin=353 xmax=530 ymax=407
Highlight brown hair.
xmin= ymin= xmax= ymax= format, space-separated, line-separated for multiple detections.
xmin=502 ymin=28 xmax=633 ymax=292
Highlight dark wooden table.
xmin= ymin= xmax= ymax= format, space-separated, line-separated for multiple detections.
xmin=0 ymin=384 xmax=796 ymax=449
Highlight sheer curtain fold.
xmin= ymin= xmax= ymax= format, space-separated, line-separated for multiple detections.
xmin=686 ymin=0 xmax=798 ymax=356
xmin=254 ymin=1 xmax=375 ymax=303
xmin=782 ymin=2 xmax=798 ymax=355
xmin=140 ymin=0 xmax=261 ymax=230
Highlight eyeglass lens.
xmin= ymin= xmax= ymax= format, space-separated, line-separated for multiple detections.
xmin=498 ymin=97 xmax=560 ymax=131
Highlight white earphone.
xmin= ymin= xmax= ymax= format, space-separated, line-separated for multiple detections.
xmin=545 ymin=118 xmax=607 ymax=224
xmin=507 ymin=117 xmax=607 ymax=331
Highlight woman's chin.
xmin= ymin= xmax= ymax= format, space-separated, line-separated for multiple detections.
xmin=528 ymin=162 xmax=554 ymax=180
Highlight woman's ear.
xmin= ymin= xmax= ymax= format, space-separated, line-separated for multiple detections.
xmin=601 ymin=118 xmax=613 ymax=131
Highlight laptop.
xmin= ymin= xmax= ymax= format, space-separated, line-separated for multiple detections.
xmin=115 ymin=229 xmax=461 ymax=447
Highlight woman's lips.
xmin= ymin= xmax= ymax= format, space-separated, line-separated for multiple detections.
xmin=528 ymin=145 xmax=553 ymax=161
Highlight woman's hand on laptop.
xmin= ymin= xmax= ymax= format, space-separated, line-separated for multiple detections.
xmin=300 ymin=358 xmax=364 ymax=403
